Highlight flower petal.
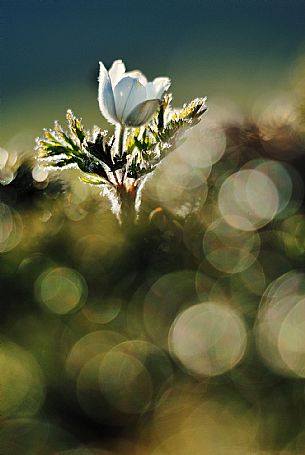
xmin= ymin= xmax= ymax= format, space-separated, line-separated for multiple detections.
xmin=109 ymin=59 xmax=126 ymax=88
xmin=98 ymin=61 xmax=118 ymax=124
xmin=113 ymin=76 xmax=146 ymax=123
xmin=124 ymin=99 xmax=161 ymax=127
xmin=124 ymin=70 xmax=147 ymax=86
xmin=146 ymin=77 xmax=171 ymax=100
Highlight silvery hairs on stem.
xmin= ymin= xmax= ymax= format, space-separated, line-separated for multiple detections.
xmin=35 ymin=59 xmax=207 ymax=225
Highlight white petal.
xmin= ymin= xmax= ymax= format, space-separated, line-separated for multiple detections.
xmin=125 ymin=99 xmax=161 ymax=127
xmin=98 ymin=61 xmax=118 ymax=124
xmin=109 ymin=59 xmax=126 ymax=88
xmin=113 ymin=76 xmax=146 ymax=123
xmin=124 ymin=70 xmax=147 ymax=86
xmin=146 ymin=77 xmax=171 ymax=100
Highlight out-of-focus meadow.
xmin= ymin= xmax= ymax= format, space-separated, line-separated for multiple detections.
xmin=1 ymin=1 xmax=305 ymax=454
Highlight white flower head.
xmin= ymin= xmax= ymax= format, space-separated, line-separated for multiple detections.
xmin=98 ymin=59 xmax=171 ymax=127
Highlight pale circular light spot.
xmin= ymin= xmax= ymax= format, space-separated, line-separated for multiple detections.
xmin=203 ymin=217 xmax=260 ymax=273
xmin=278 ymin=298 xmax=305 ymax=377
xmin=35 ymin=267 xmax=87 ymax=315
xmin=169 ymin=302 xmax=248 ymax=377
xmin=154 ymin=158 xmax=209 ymax=216
xmin=65 ymin=330 xmax=127 ymax=380
xmin=248 ymin=160 xmax=293 ymax=216
xmin=218 ymin=169 xmax=279 ymax=231
xmin=255 ymin=271 xmax=305 ymax=377
xmin=177 ymin=120 xmax=226 ymax=167
xmin=32 ymin=165 xmax=48 ymax=182
xmin=100 ymin=340 xmax=173 ymax=413
xmin=0 ymin=203 xmax=23 ymax=253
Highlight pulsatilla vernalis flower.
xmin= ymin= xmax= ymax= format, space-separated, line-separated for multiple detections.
xmin=98 ymin=59 xmax=170 ymax=127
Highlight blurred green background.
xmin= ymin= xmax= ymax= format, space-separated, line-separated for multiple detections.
xmin=1 ymin=1 xmax=305 ymax=455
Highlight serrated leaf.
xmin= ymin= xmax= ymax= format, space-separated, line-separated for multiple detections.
xmin=67 ymin=109 xmax=86 ymax=144
xmin=39 ymin=144 xmax=72 ymax=158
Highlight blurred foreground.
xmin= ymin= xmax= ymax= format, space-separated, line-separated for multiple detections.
xmin=1 ymin=64 xmax=305 ymax=454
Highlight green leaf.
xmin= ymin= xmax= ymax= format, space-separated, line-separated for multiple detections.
xmin=80 ymin=174 xmax=109 ymax=185
xmin=66 ymin=110 xmax=86 ymax=144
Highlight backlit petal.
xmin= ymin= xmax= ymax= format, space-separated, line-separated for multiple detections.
xmin=125 ymin=99 xmax=161 ymax=127
xmin=113 ymin=76 xmax=146 ymax=123
xmin=98 ymin=61 xmax=118 ymax=124
xmin=124 ymin=70 xmax=147 ymax=86
xmin=109 ymin=59 xmax=126 ymax=88
xmin=146 ymin=77 xmax=171 ymax=100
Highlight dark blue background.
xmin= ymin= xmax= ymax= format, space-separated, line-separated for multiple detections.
xmin=1 ymin=0 xmax=305 ymax=141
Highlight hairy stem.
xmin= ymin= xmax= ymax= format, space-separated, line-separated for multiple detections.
xmin=117 ymin=125 xmax=125 ymax=159
xmin=113 ymin=125 xmax=136 ymax=226
xmin=118 ymin=184 xmax=137 ymax=229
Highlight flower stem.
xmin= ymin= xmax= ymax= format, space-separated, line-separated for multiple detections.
xmin=118 ymin=125 xmax=125 ymax=159
xmin=119 ymin=184 xmax=137 ymax=229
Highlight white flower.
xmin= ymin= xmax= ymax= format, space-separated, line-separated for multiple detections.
xmin=98 ymin=59 xmax=170 ymax=127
